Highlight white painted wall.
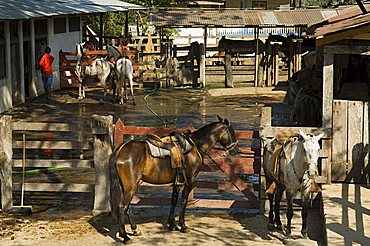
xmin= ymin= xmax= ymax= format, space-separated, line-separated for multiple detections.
xmin=0 ymin=16 xmax=83 ymax=113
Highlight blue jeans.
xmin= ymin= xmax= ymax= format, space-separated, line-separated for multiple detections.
xmin=42 ymin=73 xmax=53 ymax=89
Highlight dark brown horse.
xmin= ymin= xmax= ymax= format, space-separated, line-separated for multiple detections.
xmin=109 ymin=116 xmax=239 ymax=243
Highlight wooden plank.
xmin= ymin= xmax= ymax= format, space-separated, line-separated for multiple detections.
xmin=260 ymin=126 xmax=331 ymax=139
xmin=202 ymin=158 xmax=255 ymax=174
xmin=12 ymin=159 xmax=94 ymax=168
xmin=12 ymin=183 xmax=94 ymax=192
xmin=208 ymin=150 xmax=258 ymax=207
xmin=322 ymin=53 xmax=334 ymax=129
xmin=347 ymin=101 xmax=364 ymax=183
xmin=195 ymin=180 xmax=258 ymax=192
xmin=12 ymin=122 xmax=83 ymax=132
xmin=364 ymin=102 xmax=369 ymax=182
xmin=332 ymin=100 xmax=348 ymax=181
xmin=13 ymin=140 xmax=91 ymax=150
xmin=321 ymin=139 xmax=331 ymax=184
xmin=130 ymin=197 xmax=255 ymax=209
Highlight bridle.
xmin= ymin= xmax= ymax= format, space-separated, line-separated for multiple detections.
xmin=219 ymin=125 xmax=238 ymax=157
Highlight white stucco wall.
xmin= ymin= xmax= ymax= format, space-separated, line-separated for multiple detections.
xmin=0 ymin=15 xmax=83 ymax=113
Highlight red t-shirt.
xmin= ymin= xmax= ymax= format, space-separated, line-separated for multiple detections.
xmin=39 ymin=53 xmax=54 ymax=75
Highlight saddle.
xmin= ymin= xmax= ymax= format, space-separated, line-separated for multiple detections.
xmin=265 ymin=131 xmax=321 ymax=195
xmin=80 ymin=56 xmax=96 ymax=66
xmin=146 ymin=132 xmax=192 ymax=185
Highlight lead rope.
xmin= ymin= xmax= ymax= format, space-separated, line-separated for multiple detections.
xmin=143 ymin=88 xmax=176 ymax=126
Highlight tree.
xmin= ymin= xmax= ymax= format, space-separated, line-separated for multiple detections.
xmin=82 ymin=0 xmax=176 ymax=37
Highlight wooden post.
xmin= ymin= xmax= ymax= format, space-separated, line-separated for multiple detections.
xmin=322 ymin=53 xmax=334 ymax=129
xmin=99 ymin=13 xmax=104 ymax=50
xmin=225 ymin=51 xmax=233 ymax=88
xmin=267 ymin=43 xmax=273 ymax=87
xmin=90 ymin=114 xmax=113 ymax=216
xmin=0 ymin=115 xmax=13 ymax=211
xmin=254 ymin=28 xmax=260 ymax=87
xmin=273 ymin=43 xmax=280 ymax=86
xmin=199 ymin=44 xmax=206 ymax=88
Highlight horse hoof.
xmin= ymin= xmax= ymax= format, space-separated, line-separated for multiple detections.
xmin=180 ymin=227 xmax=190 ymax=233
xmin=132 ymin=230 xmax=142 ymax=236
xmin=267 ymin=223 xmax=274 ymax=231
xmin=166 ymin=223 xmax=178 ymax=231
xmin=123 ymin=238 xmax=133 ymax=244
xmin=276 ymin=224 xmax=283 ymax=231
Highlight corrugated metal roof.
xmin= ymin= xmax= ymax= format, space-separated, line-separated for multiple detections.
xmin=0 ymin=0 xmax=145 ymax=20
xmin=315 ymin=12 xmax=370 ymax=37
xmin=152 ymin=9 xmax=339 ymax=28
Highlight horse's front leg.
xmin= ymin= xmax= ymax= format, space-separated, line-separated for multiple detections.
xmin=300 ymin=191 xmax=310 ymax=238
xmin=178 ymin=184 xmax=192 ymax=233
xmin=285 ymin=191 xmax=294 ymax=238
xmin=267 ymin=193 xmax=275 ymax=230
xmin=167 ymin=185 xmax=180 ymax=231
xmin=274 ymin=185 xmax=284 ymax=231
xmin=78 ymin=83 xmax=83 ymax=100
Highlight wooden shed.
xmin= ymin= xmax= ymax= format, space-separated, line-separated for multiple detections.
xmin=314 ymin=8 xmax=370 ymax=183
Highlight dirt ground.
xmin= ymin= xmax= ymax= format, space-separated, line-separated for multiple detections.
xmin=0 ymin=85 xmax=322 ymax=245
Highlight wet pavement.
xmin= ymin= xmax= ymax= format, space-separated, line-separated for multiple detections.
xmin=5 ymin=85 xmax=289 ymax=131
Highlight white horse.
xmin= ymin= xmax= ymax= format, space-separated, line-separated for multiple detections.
xmin=106 ymin=45 xmax=135 ymax=105
xmin=75 ymin=42 xmax=112 ymax=102
xmin=115 ymin=57 xmax=136 ymax=105
xmin=263 ymin=129 xmax=324 ymax=238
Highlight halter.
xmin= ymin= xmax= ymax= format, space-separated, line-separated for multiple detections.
xmin=289 ymin=138 xmax=318 ymax=181
xmin=218 ymin=125 xmax=238 ymax=157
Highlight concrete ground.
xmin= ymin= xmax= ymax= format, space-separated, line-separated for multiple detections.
xmin=322 ymin=183 xmax=370 ymax=245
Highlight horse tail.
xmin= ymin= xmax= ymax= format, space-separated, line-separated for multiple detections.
xmin=109 ymin=146 xmax=124 ymax=222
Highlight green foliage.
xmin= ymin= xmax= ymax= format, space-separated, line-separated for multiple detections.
xmin=82 ymin=0 xmax=176 ymax=37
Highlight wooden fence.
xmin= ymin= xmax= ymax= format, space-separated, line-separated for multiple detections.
xmin=0 ymin=115 xmax=95 ymax=211
xmin=0 ymin=115 xmax=262 ymax=214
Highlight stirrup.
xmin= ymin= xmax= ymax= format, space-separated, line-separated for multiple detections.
xmin=266 ymin=181 xmax=276 ymax=195
xmin=175 ymin=173 xmax=185 ymax=186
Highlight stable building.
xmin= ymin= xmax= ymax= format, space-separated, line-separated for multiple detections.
xmin=0 ymin=0 xmax=144 ymax=113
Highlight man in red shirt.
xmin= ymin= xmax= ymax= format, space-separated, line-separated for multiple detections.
xmin=39 ymin=47 xmax=54 ymax=100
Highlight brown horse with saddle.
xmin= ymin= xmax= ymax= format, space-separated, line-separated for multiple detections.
xmin=109 ymin=116 xmax=239 ymax=243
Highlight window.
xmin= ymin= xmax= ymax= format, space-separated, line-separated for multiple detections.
xmin=35 ymin=19 xmax=47 ymax=36
xmin=69 ymin=16 xmax=80 ymax=32
xmin=252 ymin=1 xmax=267 ymax=9
xmin=54 ymin=17 xmax=66 ymax=34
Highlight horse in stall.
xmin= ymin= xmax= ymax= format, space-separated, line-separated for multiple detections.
xmin=109 ymin=116 xmax=239 ymax=243
xmin=75 ymin=42 xmax=113 ymax=102
xmin=284 ymin=51 xmax=322 ymax=126
xmin=106 ymin=45 xmax=136 ymax=105
xmin=263 ymin=129 xmax=324 ymax=238
xmin=218 ymin=36 xmax=267 ymax=63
